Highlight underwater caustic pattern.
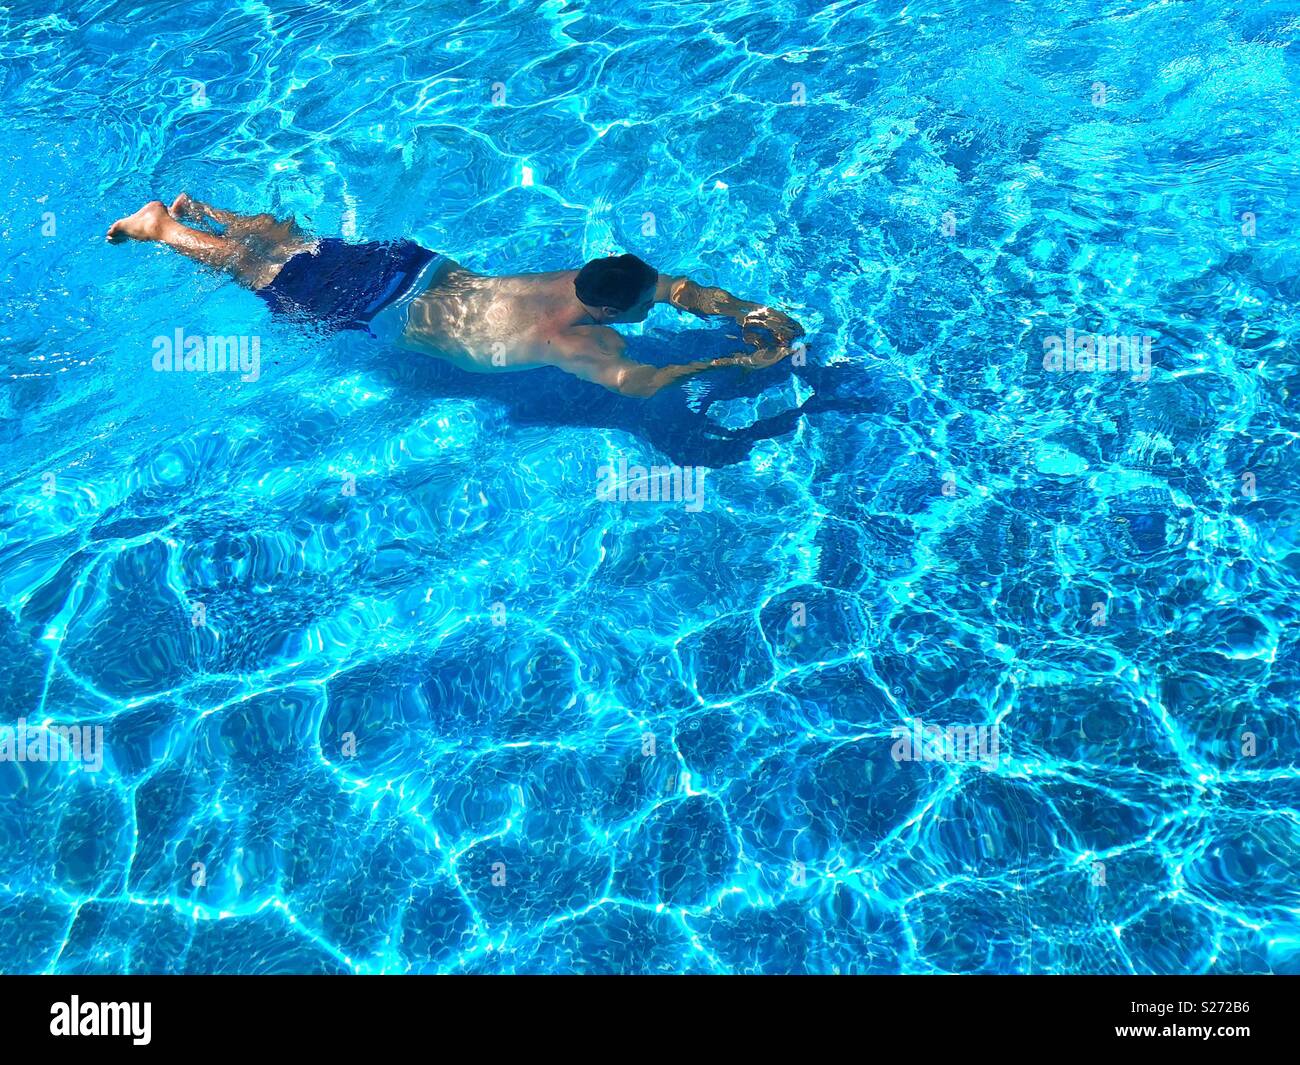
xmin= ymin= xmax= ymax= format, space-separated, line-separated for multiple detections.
xmin=1 ymin=0 xmax=1299 ymax=974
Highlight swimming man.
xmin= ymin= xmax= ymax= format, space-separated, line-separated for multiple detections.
xmin=107 ymin=196 xmax=804 ymax=398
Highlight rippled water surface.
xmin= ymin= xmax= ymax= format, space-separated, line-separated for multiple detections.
xmin=2 ymin=0 xmax=1299 ymax=973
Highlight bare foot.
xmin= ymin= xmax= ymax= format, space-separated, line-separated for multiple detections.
xmin=169 ymin=192 xmax=195 ymax=220
xmin=106 ymin=201 xmax=171 ymax=243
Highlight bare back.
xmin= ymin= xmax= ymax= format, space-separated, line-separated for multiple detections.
xmin=400 ymin=264 xmax=620 ymax=373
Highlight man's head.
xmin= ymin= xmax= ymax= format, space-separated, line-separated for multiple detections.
xmin=575 ymin=253 xmax=657 ymax=323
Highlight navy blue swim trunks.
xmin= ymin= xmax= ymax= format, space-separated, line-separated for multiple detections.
xmin=256 ymin=238 xmax=442 ymax=334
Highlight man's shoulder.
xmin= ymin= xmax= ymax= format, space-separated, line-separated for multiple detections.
xmin=509 ymin=267 xmax=580 ymax=284
xmin=546 ymin=324 xmax=626 ymax=361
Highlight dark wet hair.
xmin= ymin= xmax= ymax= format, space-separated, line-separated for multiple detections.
xmin=574 ymin=253 xmax=657 ymax=310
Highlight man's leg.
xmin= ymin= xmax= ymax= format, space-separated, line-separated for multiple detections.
xmin=107 ymin=200 xmax=284 ymax=289
xmin=170 ymin=192 xmax=306 ymax=248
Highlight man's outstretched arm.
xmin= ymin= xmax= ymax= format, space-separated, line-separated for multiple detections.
xmin=655 ymin=275 xmax=805 ymax=345
xmin=547 ymin=327 xmax=788 ymax=399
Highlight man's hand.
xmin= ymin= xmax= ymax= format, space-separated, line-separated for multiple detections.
xmin=739 ymin=306 xmax=804 ymax=347
xmin=732 ymin=343 xmax=798 ymax=373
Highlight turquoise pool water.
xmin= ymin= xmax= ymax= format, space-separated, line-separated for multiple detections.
xmin=2 ymin=0 xmax=1299 ymax=974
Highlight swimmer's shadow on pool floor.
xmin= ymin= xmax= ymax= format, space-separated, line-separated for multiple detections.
xmin=346 ymin=327 xmax=865 ymax=469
